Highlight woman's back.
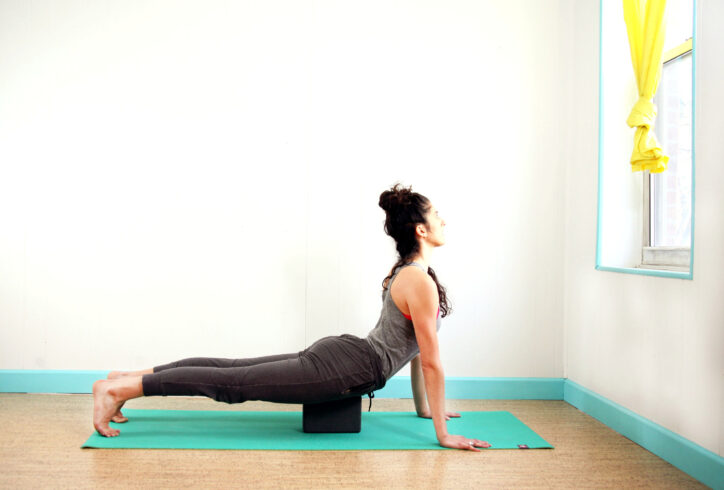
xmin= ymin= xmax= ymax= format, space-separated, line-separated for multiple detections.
xmin=365 ymin=263 xmax=441 ymax=380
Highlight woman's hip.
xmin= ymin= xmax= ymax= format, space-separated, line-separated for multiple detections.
xmin=304 ymin=334 xmax=386 ymax=393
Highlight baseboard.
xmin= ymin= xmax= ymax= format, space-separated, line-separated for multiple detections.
xmin=564 ymin=379 xmax=724 ymax=490
xmin=1 ymin=370 xmax=721 ymax=489
xmin=0 ymin=370 xmax=110 ymax=394
xmin=376 ymin=376 xmax=565 ymax=400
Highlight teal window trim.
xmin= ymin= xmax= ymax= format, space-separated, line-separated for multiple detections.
xmin=595 ymin=264 xmax=692 ymax=280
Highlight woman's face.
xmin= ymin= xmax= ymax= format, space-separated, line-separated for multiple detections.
xmin=422 ymin=205 xmax=446 ymax=247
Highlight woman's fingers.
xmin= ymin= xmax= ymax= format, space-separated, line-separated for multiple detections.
xmin=460 ymin=437 xmax=491 ymax=450
xmin=444 ymin=411 xmax=461 ymax=420
xmin=440 ymin=434 xmax=491 ymax=451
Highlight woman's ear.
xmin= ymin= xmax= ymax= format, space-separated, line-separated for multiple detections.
xmin=416 ymin=224 xmax=428 ymax=239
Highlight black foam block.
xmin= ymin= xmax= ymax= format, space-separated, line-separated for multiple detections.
xmin=302 ymin=396 xmax=362 ymax=433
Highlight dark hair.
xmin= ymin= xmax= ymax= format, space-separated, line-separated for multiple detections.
xmin=378 ymin=183 xmax=451 ymax=318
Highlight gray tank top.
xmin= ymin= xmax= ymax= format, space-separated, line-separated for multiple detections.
xmin=365 ymin=262 xmax=443 ymax=380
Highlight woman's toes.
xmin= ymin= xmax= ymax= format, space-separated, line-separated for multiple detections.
xmin=104 ymin=427 xmax=121 ymax=437
xmin=111 ymin=411 xmax=128 ymax=423
xmin=94 ymin=422 xmax=121 ymax=437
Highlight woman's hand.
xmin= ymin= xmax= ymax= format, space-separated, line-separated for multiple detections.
xmin=418 ymin=410 xmax=461 ymax=421
xmin=438 ymin=434 xmax=491 ymax=451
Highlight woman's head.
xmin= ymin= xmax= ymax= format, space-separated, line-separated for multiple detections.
xmin=379 ymin=183 xmax=451 ymax=317
xmin=378 ymin=184 xmax=446 ymax=260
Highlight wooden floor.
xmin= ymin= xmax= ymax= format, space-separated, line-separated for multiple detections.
xmin=0 ymin=394 xmax=705 ymax=489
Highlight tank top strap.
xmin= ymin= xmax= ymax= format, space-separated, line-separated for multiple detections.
xmin=405 ymin=262 xmax=428 ymax=273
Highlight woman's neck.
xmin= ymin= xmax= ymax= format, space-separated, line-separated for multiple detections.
xmin=411 ymin=243 xmax=434 ymax=271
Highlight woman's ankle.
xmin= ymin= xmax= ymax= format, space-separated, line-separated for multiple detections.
xmin=107 ymin=376 xmax=144 ymax=403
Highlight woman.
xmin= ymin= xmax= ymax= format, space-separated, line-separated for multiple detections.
xmin=92 ymin=184 xmax=490 ymax=451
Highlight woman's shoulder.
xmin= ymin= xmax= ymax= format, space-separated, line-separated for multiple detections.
xmin=392 ymin=264 xmax=436 ymax=293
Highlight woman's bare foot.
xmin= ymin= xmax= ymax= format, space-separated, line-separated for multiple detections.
xmin=105 ymin=369 xmax=152 ymax=422
xmin=107 ymin=371 xmax=126 ymax=380
xmin=93 ymin=376 xmax=143 ymax=437
xmin=93 ymin=380 xmax=123 ymax=437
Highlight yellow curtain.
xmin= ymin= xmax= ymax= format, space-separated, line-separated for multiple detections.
xmin=623 ymin=0 xmax=669 ymax=173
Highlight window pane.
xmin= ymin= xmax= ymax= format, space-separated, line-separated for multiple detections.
xmin=652 ymin=52 xmax=692 ymax=247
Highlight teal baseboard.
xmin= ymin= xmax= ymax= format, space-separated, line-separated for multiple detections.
xmin=376 ymin=376 xmax=565 ymax=400
xmin=1 ymin=370 xmax=721 ymax=488
xmin=564 ymin=379 xmax=724 ymax=490
xmin=0 ymin=370 xmax=110 ymax=394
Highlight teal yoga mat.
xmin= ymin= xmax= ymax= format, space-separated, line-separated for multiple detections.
xmin=83 ymin=410 xmax=553 ymax=450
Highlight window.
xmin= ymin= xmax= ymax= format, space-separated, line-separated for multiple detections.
xmin=596 ymin=0 xmax=695 ymax=280
xmin=641 ymin=6 xmax=694 ymax=272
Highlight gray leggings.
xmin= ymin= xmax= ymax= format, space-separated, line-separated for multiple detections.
xmin=141 ymin=334 xmax=386 ymax=405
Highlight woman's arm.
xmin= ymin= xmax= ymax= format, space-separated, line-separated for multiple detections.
xmin=405 ymin=269 xmax=488 ymax=450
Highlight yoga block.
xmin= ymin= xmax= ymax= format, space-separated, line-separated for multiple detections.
xmin=302 ymin=397 xmax=362 ymax=433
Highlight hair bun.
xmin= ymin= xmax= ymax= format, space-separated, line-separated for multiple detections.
xmin=379 ymin=183 xmax=412 ymax=213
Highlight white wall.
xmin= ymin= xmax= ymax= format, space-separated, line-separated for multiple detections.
xmin=0 ymin=0 xmax=566 ymax=377
xmin=562 ymin=0 xmax=723 ymax=457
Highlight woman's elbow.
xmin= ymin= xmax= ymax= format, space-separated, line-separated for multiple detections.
xmin=421 ymin=359 xmax=443 ymax=374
